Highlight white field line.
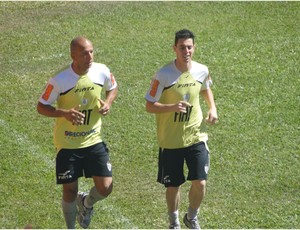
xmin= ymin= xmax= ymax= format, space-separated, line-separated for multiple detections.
xmin=1 ymin=48 xmax=100 ymax=64
xmin=0 ymin=118 xmax=55 ymax=167
xmin=100 ymin=203 xmax=140 ymax=229
xmin=0 ymin=53 xmax=66 ymax=64
xmin=0 ymin=118 xmax=138 ymax=229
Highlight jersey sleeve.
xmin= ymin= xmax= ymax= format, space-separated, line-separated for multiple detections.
xmin=103 ymin=65 xmax=117 ymax=91
xmin=193 ymin=64 xmax=212 ymax=91
xmin=200 ymin=73 xmax=213 ymax=91
xmin=145 ymin=73 xmax=165 ymax=102
xmin=38 ymin=78 xmax=60 ymax=105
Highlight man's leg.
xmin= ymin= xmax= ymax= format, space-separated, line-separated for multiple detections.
xmin=76 ymin=176 xmax=112 ymax=229
xmin=62 ymin=181 xmax=78 ymax=229
xmin=84 ymin=176 xmax=113 ymax=207
xmin=166 ymin=186 xmax=181 ymax=228
xmin=166 ymin=186 xmax=180 ymax=213
xmin=184 ymin=142 xmax=209 ymax=229
xmin=183 ymin=179 xmax=206 ymax=229
xmin=188 ymin=179 xmax=206 ymax=218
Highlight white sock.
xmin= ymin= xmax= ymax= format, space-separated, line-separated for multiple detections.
xmin=168 ymin=210 xmax=179 ymax=225
xmin=62 ymin=199 xmax=76 ymax=229
xmin=187 ymin=206 xmax=199 ymax=220
xmin=84 ymin=186 xmax=106 ymax=208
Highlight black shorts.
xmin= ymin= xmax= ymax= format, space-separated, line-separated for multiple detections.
xmin=56 ymin=142 xmax=112 ymax=184
xmin=157 ymin=142 xmax=210 ymax=187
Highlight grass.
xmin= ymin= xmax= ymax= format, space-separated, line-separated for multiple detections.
xmin=0 ymin=1 xmax=299 ymax=229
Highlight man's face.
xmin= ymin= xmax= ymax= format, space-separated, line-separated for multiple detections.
xmin=173 ymin=38 xmax=195 ymax=64
xmin=72 ymin=40 xmax=94 ymax=74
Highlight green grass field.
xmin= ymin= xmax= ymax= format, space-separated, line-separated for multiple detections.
xmin=0 ymin=1 xmax=299 ymax=229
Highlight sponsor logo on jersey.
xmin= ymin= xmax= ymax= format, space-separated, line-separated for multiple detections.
xmin=82 ymin=98 xmax=88 ymax=105
xmin=177 ymin=82 xmax=196 ymax=88
xmin=74 ymin=86 xmax=94 ymax=93
xmin=64 ymin=128 xmax=96 ymax=137
xmin=183 ymin=93 xmax=190 ymax=102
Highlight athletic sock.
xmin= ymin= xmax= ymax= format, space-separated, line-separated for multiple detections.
xmin=187 ymin=206 xmax=199 ymax=220
xmin=84 ymin=186 xmax=106 ymax=208
xmin=168 ymin=210 xmax=179 ymax=225
xmin=62 ymin=199 xmax=77 ymax=229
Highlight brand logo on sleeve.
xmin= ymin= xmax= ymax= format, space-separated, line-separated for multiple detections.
xmin=42 ymin=84 xmax=54 ymax=101
xmin=150 ymin=79 xmax=160 ymax=97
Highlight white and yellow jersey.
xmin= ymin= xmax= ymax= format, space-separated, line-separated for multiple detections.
xmin=39 ymin=62 xmax=117 ymax=151
xmin=145 ymin=60 xmax=211 ymax=149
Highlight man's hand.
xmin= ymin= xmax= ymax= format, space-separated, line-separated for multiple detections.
xmin=98 ymin=99 xmax=110 ymax=116
xmin=205 ymin=108 xmax=218 ymax=125
xmin=175 ymin=101 xmax=192 ymax=113
xmin=64 ymin=105 xmax=85 ymax=125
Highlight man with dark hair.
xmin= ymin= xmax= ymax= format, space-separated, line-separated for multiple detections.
xmin=145 ymin=29 xmax=218 ymax=229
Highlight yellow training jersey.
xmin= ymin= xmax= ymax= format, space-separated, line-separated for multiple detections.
xmin=145 ymin=60 xmax=211 ymax=149
xmin=39 ymin=63 xmax=117 ymax=151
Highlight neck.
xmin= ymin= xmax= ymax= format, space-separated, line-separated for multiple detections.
xmin=71 ymin=63 xmax=88 ymax=76
xmin=175 ymin=59 xmax=191 ymax=72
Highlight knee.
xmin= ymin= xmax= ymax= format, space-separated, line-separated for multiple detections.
xmin=166 ymin=186 xmax=180 ymax=193
xmin=192 ymin=180 xmax=206 ymax=191
xmin=63 ymin=187 xmax=78 ymax=202
xmin=96 ymin=181 xmax=113 ymax=197
xmin=199 ymin=180 xmax=206 ymax=188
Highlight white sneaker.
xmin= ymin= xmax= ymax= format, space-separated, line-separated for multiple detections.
xmin=76 ymin=192 xmax=93 ymax=229
xmin=169 ymin=222 xmax=181 ymax=229
xmin=183 ymin=213 xmax=200 ymax=229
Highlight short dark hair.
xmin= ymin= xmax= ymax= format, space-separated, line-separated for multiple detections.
xmin=174 ymin=29 xmax=195 ymax=45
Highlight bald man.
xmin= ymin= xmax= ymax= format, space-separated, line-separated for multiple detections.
xmin=37 ymin=37 xmax=118 ymax=229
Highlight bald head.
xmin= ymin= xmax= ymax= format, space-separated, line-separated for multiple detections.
xmin=70 ymin=36 xmax=94 ymax=75
xmin=70 ymin=36 xmax=93 ymax=55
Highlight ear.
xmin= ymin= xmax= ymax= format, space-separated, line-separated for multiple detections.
xmin=172 ymin=44 xmax=176 ymax=52
xmin=70 ymin=53 xmax=75 ymax=60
